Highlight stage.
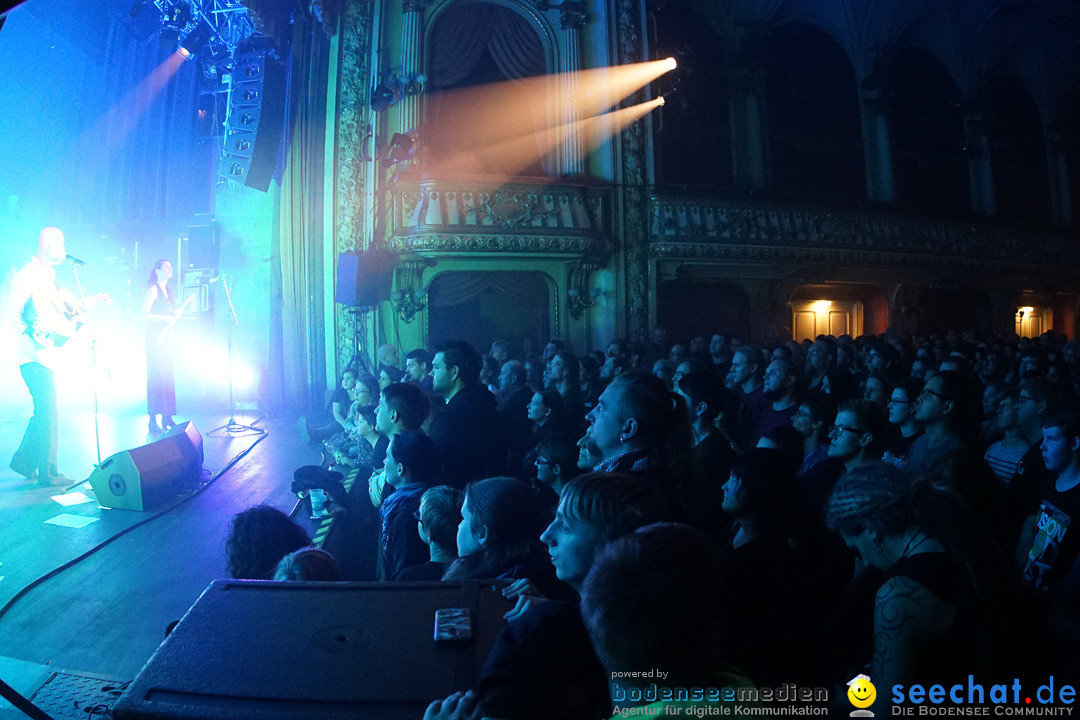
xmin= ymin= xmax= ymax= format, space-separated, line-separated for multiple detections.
xmin=0 ymin=408 xmax=325 ymax=710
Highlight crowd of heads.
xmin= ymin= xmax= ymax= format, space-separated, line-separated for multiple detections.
xmin=227 ymin=327 xmax=1080 ymax=716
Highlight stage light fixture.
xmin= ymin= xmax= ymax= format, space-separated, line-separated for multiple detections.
xmin=664 ymin=57 xmax=677 ymax=70
xmin=178 ymin=21 xmax=214 ymax=60
xmin=162 ymin=0 xmax=192 ymax=32
xmin=371 ymin=84 xmax=395 ymax=112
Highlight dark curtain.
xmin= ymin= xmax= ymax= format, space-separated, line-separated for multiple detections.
xmin=276 ymin=17 xmax=330 ymax=411
xmin=79 ymin=10 xmax=214 ymax=224
xmin=428 ymin=3 xmax=544 ymax=86
xmin=488 ymin=8 xmax=544 ymax=81
xmin=428 ymin=271 xmax=543 ymax=307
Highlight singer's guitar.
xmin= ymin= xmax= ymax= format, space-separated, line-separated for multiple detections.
xmin=22 ymin=288 xmax=111 ymax=348
xmin=156 ymin=294 xmax=196 ymax=345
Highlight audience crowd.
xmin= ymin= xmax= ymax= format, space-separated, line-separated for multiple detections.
xmin=227 ymin=328 xmax=1080 ymax=717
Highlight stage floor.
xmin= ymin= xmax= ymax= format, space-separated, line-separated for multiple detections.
xmin=0 ymin=408 xmax=325 ymax=690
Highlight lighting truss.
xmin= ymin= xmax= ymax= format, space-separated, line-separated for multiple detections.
xmin=154 ymin=0 xmax=256 ymax=63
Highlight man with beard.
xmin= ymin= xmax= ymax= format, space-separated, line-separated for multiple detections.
xmin=805 ymin=337 xmax=836 ymax=393
xmin=750 ymin=358 xmax=801 ymax=447
xmin=428 ymin=340 xmax=507 ymax=488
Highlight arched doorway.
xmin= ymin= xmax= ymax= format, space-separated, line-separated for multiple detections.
xmin=888 ymin=47 xmax=968 ymax=218
xmin=427 ymin=271 xmax=551 ymax=353
xmin=763 ymin=23 xmax=864 ymax=202
xmin=423 ymin=2 xmax=550 ymax=176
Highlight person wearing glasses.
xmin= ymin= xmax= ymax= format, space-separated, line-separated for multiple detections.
xmin=1004 ymin=377 xmax=1062 ymax=548
xmin=827 ymin=399 xmax=888 ymax=475
xmin=905 ymin=371 xmax=970 ymax=476
xmin=882 ymin=377 xmax=925 ymax=470
xmin=532 ymin=433 xmax=579 ymax=501
xmin=983 ymin=388 xmax=1030 ymax=486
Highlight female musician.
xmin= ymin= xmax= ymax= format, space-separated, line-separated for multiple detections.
xmin=144 ymin=259 xmax=181 ymax=434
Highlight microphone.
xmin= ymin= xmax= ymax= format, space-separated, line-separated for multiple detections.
xmin=208 ymin=273 xmax=226 ymax=283
xmin=65 ymin=254 xmax=88 ymax=267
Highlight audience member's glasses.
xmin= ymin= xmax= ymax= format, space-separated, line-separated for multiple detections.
xmin=919 ymin=388 xmax=945 ymax=400
xmin=830 ymin=424 xmax=864 ymax=436
xmin=534 ymin=458 xmax=554 ymax=466
xmin=888 ymin=398 xmax=911 ymax=405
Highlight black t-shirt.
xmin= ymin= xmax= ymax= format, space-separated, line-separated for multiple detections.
xmin=330 ymin=386 xmax=349 ymax=410
xmin=883 ymin=430 xmax=923 ymax=471
xmin=1022 ymin=480 xmax=1080 ymax=596
xmin=1006 ymin=445 xmax=1053 ymax=545
xmin=687 ymin=432 xmax=735 ymax=544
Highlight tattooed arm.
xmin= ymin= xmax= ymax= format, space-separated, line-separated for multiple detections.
xmin=870 ymin=575 xmax=956 ymax=715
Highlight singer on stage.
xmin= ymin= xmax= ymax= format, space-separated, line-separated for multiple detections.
xmin=144 ymin=259 xmax=182 ymax=434
xmin=10 ymin=227 xmax=73 ymax=486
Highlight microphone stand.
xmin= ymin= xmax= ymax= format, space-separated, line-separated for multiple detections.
xmin=208 ymin=275 xmax=263 ymax=437
xmin=69 ymin=263 xmax=106 ymax=467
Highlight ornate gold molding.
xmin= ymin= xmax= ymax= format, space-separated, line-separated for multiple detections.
xmin=335 ymin=0 xmax=374 ymax=369
xmin=388 ymin=175 xmax=613 ymax=257
xmin=388 ymin=233 xmax=614 ymax=255
xmin=614 ymin=0 xmax=650 ymax=341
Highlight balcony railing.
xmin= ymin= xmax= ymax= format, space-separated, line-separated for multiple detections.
xmin=649 ymin=194 xmax=1080 ymax=284
xmin=388 ymin=174 xmax=612 ymax=256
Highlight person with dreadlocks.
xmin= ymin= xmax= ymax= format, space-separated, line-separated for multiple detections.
xmin=825 ymin=462 xmax=1029 ymax=716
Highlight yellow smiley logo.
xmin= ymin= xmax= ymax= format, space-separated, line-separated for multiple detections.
xmin=847 ymin=674 xmax=876 ymax=709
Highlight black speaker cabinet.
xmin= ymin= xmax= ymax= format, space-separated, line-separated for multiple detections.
xmin=335 ymin=251 xmax=396 ymax=308
xmin=113 ymin=580 xmax=507 ymax=720
xmin=87 ymin=422 xmax=204 ymax=511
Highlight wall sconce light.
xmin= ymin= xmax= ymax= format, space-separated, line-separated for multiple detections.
xmin=393 ymin=259 xmax=432 ymax=323
xmin=567 ymin=261 xmax=600 ymax=319
xmin=371 ymin=70 xmax=427 ymax=112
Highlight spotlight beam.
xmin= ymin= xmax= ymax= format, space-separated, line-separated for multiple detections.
xmin=420 ymin=60 xmax=677 ymax=174
xmin=431 ymin=96 xmax=665 ymax=178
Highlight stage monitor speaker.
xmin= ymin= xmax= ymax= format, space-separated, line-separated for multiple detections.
xmin=114 ymin=580 xmax=506 ymax=720
xmin=88 ymin=422 xmax=204 ymax=511
xmin=335 ymin=250 xmax=396 ymax=308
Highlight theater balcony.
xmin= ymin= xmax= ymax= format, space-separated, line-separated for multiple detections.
xmin=648 ymin=192 xmax=1080 ymax=341
xmin=383 ymin=173 xmax=616 ymax=346
xmin=388 ymin=173 xmax=613 ymax=258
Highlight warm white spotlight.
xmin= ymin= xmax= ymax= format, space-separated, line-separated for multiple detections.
xmin=657 ymin=96 xmax=665 ymax=106
xmin=664 ymin=57 xmax=677 ymax=70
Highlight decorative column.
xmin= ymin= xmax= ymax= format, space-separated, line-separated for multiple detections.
xmin=557 ymin=6 xmax=587 ymax=175
xmin=335 ymin=0 xmax=377 ymax=371
xmin=860 ymin=89 xmax=895 ymax=202
xmin=1047 ymin=123 xmax=1074 ymax=226
xmin=613 ymin=0 xmax=650 ymax=341
xmin=962 ymin=108 xmax=996 ymax=216
xmin=728 ymin=42 xmax=767 ymax=191
xmin=399 ymin=0 xmax=426 ymax=133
